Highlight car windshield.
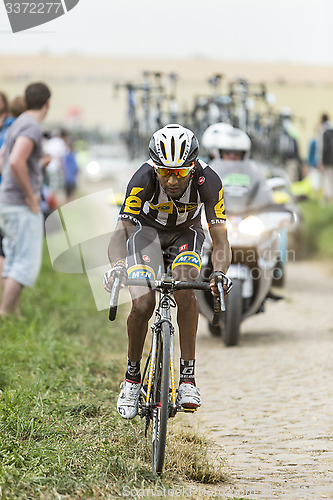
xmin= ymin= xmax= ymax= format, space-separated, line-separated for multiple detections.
xmin=209 ymin=159 xmax=273 ymax=214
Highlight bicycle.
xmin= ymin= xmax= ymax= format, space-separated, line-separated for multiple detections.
xmin=108 ymin=273 xmax=225 ymax=476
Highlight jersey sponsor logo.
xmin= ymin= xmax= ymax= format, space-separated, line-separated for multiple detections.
xmin=119 ymin=213 xmax=140 ymax=225
xmin=214 ymin=188 xmax=226 ymax=219
xmin=179 ymin=244 xmax=188 ymax=252
xmin=175 ymin=203 xmax=198 ymax=213
xmin=142 ymin=255 xmax=150 ymax=262
xmin=210 ymin=219 xmax=226 ymax=225
xmin=171 ymin=251 xmax=201 ymax=271
xmin=149 ymin=201 xmax=173 ymax=214
xmin=124 ymin=187 xmax=144 ymax=215
xmin=127 ymin=264 xmax=155 ymax=280
xmin=198 ymin=176 xmax=205 ymax=185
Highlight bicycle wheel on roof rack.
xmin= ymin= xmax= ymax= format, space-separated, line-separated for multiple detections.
xmin=152 ymin=323 xmax=171 ymax=475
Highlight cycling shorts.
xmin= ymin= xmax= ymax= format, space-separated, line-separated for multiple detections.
xmin=126 ymin=225 xmax=205 ymax=280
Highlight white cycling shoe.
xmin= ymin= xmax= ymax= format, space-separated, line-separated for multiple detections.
xmin=117 ymin=379 xmax=141 ymax=419
xmin=177 ymin=382 xmax=201 ymax=409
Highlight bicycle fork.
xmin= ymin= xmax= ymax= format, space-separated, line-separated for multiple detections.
xmin=145 ymin=295 xmax=177 ymax=423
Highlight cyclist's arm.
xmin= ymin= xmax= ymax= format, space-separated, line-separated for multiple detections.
xmin=107 ymin=163 xmax=155 ymax=266
xmin=107 ymin=219 xmax=136 ymax=266
xmin=200 ymin=165 xmax=231 ymax=272
xmin=209 ymin=223 xmax=231 ymax=274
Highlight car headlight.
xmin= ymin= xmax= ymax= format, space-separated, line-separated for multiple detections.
xmin=238 ymin=216 xmax=265 ymax=236
xmin=86 ymin=161 xmax=100 ymax=175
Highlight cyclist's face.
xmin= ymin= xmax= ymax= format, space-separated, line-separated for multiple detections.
xmin=155 ymin=169 xmax=191 ymax=198
xmin=221 ymin=150 xmax=244 ymax=161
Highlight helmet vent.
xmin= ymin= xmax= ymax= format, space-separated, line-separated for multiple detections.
xmin=171 ymin=136 xmax=175 ymax=161
xmin=160 ymin=141 xmax=167 ymax=160
xmin=179 ymin=140 xmax=186 ymax=160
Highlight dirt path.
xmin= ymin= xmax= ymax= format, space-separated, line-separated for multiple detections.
xmin=194 ymin=260 xmax=333 ymax=499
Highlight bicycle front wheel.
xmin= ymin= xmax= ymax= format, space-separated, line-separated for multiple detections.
xmin=152 ymin=323 xmax=171 ymax=475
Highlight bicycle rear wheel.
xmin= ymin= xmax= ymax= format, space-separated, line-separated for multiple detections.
xmin=152 ymin=323 xmax=170 ymax=475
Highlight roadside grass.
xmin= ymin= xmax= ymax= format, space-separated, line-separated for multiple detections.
xmin=0 ymin=244 xmax=227 ymax=498
xmin=298 ymin=199 xmax=333 ymax=259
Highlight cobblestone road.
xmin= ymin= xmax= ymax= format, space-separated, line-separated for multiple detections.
xmin=195 ymin=260 xmax=333 ymax=499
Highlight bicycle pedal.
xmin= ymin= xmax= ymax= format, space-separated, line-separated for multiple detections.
xmin=182 ymin=407 xmax=197 ymax=413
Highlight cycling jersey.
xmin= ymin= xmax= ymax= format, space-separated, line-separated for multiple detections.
xmin=119 ymin=159 xmax=226 ymax=230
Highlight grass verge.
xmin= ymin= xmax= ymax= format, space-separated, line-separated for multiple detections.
xmin=0 ymin=244 xmax=227 ymax=499
xmin=298 ymin=199 xmax=333 ymax=259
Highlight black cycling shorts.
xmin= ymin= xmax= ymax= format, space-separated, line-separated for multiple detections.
xmin=126 ymin=225 xmax=205 ymax=280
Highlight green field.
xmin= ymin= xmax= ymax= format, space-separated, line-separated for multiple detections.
xmin=298 ymin=199 xmax=333 ymax=260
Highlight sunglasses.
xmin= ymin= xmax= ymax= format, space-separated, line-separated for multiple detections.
xmin=155 ymin=163 xmax=194 ymax=178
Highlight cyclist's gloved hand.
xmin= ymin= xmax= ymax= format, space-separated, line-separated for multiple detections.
xmin=209 ymin=271 xmax=233 ymax=298
xmin=103 ymin=261 xmax=127 ymax=292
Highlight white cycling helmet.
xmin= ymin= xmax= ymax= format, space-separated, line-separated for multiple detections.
xmin=202 ymin=122 xmax=233 ymax=150
xmin=217 ymin=127 xmax=251 ymax=159
xmin=149 ymin=123 xmax=199 ymax=167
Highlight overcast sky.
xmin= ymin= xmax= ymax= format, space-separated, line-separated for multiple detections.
xmin=0 ymin=0 xmax=333 ymax=65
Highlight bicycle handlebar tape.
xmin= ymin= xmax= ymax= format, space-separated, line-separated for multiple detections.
xmin=212 ymin=296 xmax=222 ymax=326
xmin=109 ymin=276 xmax=121 ymax=321
xmin=217 ymin=282 xmax=226 ymax=312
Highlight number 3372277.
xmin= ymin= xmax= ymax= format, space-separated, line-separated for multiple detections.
xmin=5 ymin=3 xmax=62 ymax=14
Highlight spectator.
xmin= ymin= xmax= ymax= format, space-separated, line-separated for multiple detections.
xmin=0 ymin=91 xmax=15 ymax=293
xmin=0 ymin=82 xmax=51 ymax=317
xmin=9 ymin=95 xmax=27 ymax=119
xmin=43 ymin=128 xmax=68 ymax=199
xmin=0 ymin=92 xmax=15 ymax=149
xmin=306 ymin=132 xmax=322 ymax=195
xmin=317 ymin=113 xmax=333 ymax=202
xmin=63 ymin=138 xmax=79 ymax=202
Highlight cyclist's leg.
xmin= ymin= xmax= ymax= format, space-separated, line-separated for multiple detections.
xmin=127 ymin=289 xmax=155 ymax=363
xmin=168 ymin=226 xmax=203 ymax=407
xmin=168 ymin=225 xmax=204 ymax=360
xmin=126 ymin=225 xmax=163 ymax=364
xmin=117 ymin=226 xmax=163 ymax=419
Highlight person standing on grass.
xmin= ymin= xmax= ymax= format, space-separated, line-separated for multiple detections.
xmin=317 ymin=113 xmax=333 ymax=202
xmin=0 ymin=91 xmax=16 ymax=290
xmin=0 ymin=82 xmax=51 ymax=317
xmin=0 ymin=92 xmax=15 ymax=149
xmin=63 ymin=137 xmax=79 ymax=202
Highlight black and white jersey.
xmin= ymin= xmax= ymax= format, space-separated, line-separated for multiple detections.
xmin=119 ymin=159 xmax=226 ymax=230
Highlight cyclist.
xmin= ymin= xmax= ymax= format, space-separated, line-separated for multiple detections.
xmin=104 ymin=124 xmax=231 ymax=419
xmin=202 ymin=123 xmax=251 ymax=161
xmin=202 ymin=123 xmax=288 ymax=287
